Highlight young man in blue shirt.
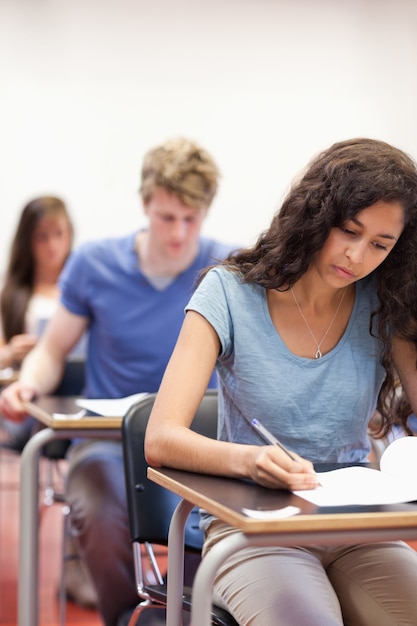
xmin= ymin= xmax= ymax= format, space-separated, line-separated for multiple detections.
xmin=0 ymin=136 xmax=236 ymax=625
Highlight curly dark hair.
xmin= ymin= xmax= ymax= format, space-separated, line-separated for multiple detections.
xmin=218 ymin=138 xmax=417 ymax=436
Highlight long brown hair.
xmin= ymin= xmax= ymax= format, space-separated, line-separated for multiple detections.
xmin=1 ymin=196 xmax=73 ymax=340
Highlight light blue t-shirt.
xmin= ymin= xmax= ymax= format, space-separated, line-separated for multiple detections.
xmin=59 ymin=233 xmax=235 ymax=399
xmin=187 ymin=266 xmax=385 ymax=464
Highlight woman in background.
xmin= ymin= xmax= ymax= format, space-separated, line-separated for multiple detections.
xmin=0 ymin=195 xmax=94 ymax=609
xmin=0 ymin=196 xmax=73 ymax=449
xmin=0 ymin=195 xmax=73 ymax=369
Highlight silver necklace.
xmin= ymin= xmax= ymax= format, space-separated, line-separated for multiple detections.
xmin=290 ymin=287 xmax=347 ymax=359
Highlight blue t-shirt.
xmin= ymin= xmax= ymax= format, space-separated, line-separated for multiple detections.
xmin=186 ymin=266 xmax=385 ymax=464
xmin=59 ymin=233 xmax=235 ymax=398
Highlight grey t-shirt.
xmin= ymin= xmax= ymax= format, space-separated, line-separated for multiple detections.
xmin=187 ymin=266 xmax=384 ymax=465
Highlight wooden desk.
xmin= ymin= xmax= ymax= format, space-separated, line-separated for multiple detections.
xmin=26 ymin=396 xmax=122 ymax=429
xmin=148 ymin=466 xmax=417 ymax=626
xmin=18 ymin=397 xmax=122 ymax=626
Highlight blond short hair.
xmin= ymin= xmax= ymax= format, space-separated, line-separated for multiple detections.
xmin=140 ymin=137 xmax=220 ymax=210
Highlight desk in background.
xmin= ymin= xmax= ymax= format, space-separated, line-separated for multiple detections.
xmin=19 ymin=397 xmax=123 ymax=626
xmin=148 ymin=466 xmax=417 ymax=626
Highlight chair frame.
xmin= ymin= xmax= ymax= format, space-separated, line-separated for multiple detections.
xmin=122 ymin=390 xmax=238 ymax=626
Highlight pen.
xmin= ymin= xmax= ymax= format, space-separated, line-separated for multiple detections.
xmin=251 ymin=418 xmax=296 ymax=461
xmin=251 ymin=418 xmax=322 ymax=487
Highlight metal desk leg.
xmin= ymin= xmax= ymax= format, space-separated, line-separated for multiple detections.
xmin=191 ymin=532 xmax=251 ymax=626
xmin=18 ymin=426 xmax=120 ymax=626
xmin=166 ymin=499 xmax=194 ymax=626
xmin=18 ymin=428 xmax=59 ymax=626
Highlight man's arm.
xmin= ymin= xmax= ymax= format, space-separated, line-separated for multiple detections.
xmin=0 ymin=304 xmax=88 ymax=421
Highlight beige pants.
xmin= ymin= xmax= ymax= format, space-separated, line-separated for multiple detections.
xmin=203 ymin=520 xmax=417 ymax=626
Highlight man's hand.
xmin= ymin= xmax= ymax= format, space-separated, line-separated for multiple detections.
xmin=0 ymin=381 xmax=38 ymax=422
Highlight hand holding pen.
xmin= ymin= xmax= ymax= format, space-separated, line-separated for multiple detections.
xmin=251 ymin=418 xmax=297 ymax=460
xmin=251 ymin=418 xmax=321 ymax=488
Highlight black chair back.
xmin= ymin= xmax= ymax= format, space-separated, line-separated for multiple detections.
xmin=122 ymin=389 xmax=218 ymax=551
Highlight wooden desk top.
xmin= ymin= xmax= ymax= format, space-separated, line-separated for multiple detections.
xmin=148 ymin=466 xmax=417 ymax=535
xmin=23 ymin=396 xmax=123 ymax=430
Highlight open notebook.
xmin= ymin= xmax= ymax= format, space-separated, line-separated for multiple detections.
xmin=293 ymin=437 xmax=417 ymax=507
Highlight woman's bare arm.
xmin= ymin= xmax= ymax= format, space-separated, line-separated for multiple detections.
xmin=145 ymin=311 xmax=319 ymax=490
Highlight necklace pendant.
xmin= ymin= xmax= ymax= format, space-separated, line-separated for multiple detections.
xmin=290 ymin=286 xmax=347 ymax=362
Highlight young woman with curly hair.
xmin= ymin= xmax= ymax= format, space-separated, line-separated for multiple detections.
xmin=146 ymin=138 xmax=417 ymax=626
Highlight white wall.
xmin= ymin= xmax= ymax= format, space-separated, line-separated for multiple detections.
xmin=1 ymin=0 xmax=417 ymax=272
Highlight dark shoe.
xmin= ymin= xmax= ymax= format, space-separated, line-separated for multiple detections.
xmin=62 ymin=536 xmax=98 ymax=609
xmin=64 ymin=556 xmax=98 ymax=608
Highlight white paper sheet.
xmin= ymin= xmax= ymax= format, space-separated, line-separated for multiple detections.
xmin=293 ymin=437 xmax=417 ymax=507
xmin=75 ymin=392 xmax=149 ymax=417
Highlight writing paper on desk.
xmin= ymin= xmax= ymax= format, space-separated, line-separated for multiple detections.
xmin=75 ymin=393 xmax=148 ymax=417
xmin=293 ymin=437 xmax=417 ymax=507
